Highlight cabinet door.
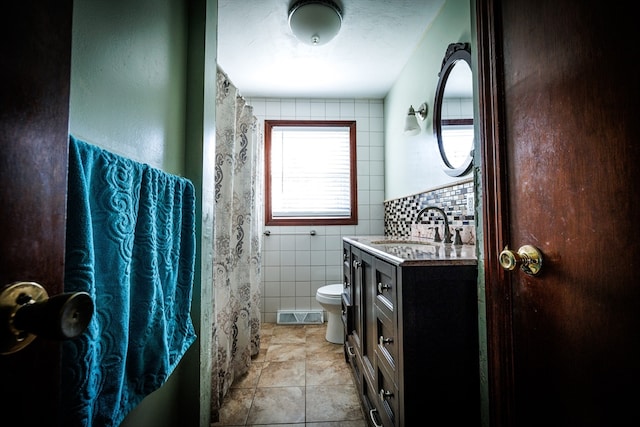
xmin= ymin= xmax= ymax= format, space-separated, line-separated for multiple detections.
xmin=342 ymin=242 xmax=353 ymax=362
xmin=350 ymin=247 xmax=364 ymax=351
xmin=352 ymin=247 xmax=376 ymax=381
xmin=342 ymin=242 xmax=352 ymax=305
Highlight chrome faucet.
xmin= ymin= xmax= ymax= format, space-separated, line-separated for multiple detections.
xmin=415 ymin=206 xmax=453 ymax=244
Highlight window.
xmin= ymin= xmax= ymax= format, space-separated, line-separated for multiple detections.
xmin=265 ymin=120 xmax=357 ymax=226
xmin=441 ymin=119 xmax=474 ymax=169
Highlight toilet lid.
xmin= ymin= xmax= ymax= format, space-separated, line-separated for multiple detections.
xmin=317 ymin=284 xmax=343 ymax=297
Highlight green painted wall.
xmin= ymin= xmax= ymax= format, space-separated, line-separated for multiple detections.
xmin=70 ymin=0 xmax=185 ymax=174
xmin=68 ymin=1 xmax=217 ymax=425
xmin=384 ymin=0 xmax=472 ymax=200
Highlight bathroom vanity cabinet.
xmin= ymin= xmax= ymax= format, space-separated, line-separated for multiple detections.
xmin=341 ymin=237 xmax=480 ymax=427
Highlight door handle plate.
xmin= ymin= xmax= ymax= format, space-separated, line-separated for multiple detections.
xmin=0 ymin=282 xmax=47 ymax=354
xmin=0 ymin=281 xmax=93 ymax=355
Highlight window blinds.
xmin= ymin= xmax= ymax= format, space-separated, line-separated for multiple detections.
xmin=270 ymin=126 xmax=352 ymax=218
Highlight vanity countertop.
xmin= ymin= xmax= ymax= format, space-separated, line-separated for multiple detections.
xmin=343 ymin=236 xmax=477 ymax=267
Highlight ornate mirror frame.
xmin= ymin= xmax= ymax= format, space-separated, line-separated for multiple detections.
xmin=433 ymin=42 xmax=474 ymax=177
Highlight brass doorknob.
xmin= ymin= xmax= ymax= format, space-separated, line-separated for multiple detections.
xmin=0 ymin=281 xmax=94 ymax=355
xmin=499 ymin=245 xmax=543 ymax=276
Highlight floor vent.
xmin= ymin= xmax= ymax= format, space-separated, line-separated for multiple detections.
xmin=276 ymin=310 xmax=324 ymax=325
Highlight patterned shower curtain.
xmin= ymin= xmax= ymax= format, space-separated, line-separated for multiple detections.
xmin=210 ymin=67 xmax=263 ymax=420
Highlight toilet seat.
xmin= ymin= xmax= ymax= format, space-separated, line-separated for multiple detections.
xmin=316 ymin=284 xmax=343 ymax=305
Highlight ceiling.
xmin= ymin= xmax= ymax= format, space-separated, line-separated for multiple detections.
xmin=217 ymin=0 xmax=446 ymax=98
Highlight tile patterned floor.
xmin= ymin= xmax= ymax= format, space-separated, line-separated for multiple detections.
xmin=211 ymin=323 xmax=366 ymax=426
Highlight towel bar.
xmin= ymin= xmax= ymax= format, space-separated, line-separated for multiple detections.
xmin=264 ymin=230 xmax=316 ymax=236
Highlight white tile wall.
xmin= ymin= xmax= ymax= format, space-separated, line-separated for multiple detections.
xmin=247 ymin=98 xmax=386 ymax=323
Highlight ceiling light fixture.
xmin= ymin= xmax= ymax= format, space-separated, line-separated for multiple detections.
xmin=288 ymin=0 xmax=343 ymax=46
xmin=404 ymin=103 xmax=428 ymax=136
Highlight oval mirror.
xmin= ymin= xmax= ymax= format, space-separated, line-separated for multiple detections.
xmin=433 ymin=43 xmax=474 ymax=177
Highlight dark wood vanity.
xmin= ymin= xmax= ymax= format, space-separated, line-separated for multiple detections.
xmin=342 ymin=236 xmax=480 ymax=426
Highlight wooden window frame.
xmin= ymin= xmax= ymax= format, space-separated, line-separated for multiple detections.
xmin=264 ymin=119 xmax=358 ymax=226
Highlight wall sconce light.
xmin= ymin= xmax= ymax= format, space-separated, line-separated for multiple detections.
xmin=404 ymin=103 xmax=428 ymax=136
xmin=288 ymin=0 xmax=343 ymax=46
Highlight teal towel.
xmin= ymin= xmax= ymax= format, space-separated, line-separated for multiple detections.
xmin=62 ymin=136 xmax=197 ymax=427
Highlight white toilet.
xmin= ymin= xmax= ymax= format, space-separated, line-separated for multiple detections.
xmin=315 ymin=283 xmax=344 ymax=344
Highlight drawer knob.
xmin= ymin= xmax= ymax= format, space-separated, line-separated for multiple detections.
xmin=379 ymin=336 xmax=394 ymax=346
xmin=377 ymin=282 xmax=391 ymax=293
xmin=379 ymin=388 xmax=394 ymax=401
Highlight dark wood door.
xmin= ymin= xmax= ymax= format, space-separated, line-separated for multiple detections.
xmin=0 ymin=2 xmax=73 ymax=425
xmin=478 ymin=1 xmax=640 ymax=426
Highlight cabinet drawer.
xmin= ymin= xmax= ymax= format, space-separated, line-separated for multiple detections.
xmin=374 ymin=258 xmax=396 ymax=317
xmin=376 ymin=353 xmax=399 ymax=427
xmin=375 ymin=306 xmax=397 ymax=375
xmin=362 ymin=374 xmax=383 ymax=427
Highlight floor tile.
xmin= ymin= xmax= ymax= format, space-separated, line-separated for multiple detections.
xmin=306 ymin=356 xmax=354 ymax=386
xmin=306 ymin=339 xmax=344 ymax=360
xmin=305 ymin=324 xmax=327 ymax=338
xmin=247 ymin=424 xmax=304 ymax=427
xmin=214 ymin=387 xmax=254 ymax=426
xmin=231 ymin=361 xmax=263 ymax=389
xmin=260 ymin=322 xmax=275 ymax=336
xmin=214 ymin=323 xmax=365 ymax=426
xmin=246 ymin=386 xmax=306 ymax=424
xmin=306 ymin=384 xmax=363 ymax=423
xmin=257 ymin=360 xmax=305 ymax=387
xmin=265 ymin=342 xmax=306 ymax=361
xmin=271 ymin=325 xmax=306 ymax=344
xmin=306 ymin=422 xmax=368 ymax=427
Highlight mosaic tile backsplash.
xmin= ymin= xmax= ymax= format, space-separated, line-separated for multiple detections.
xmin=384 ymin=178 xmax=476 ymax=245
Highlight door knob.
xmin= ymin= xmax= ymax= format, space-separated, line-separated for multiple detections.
xmin=499 ymin=245 xmax=543 ymax=276
xmin=0 ymin=281 xmax=94 ymax=355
